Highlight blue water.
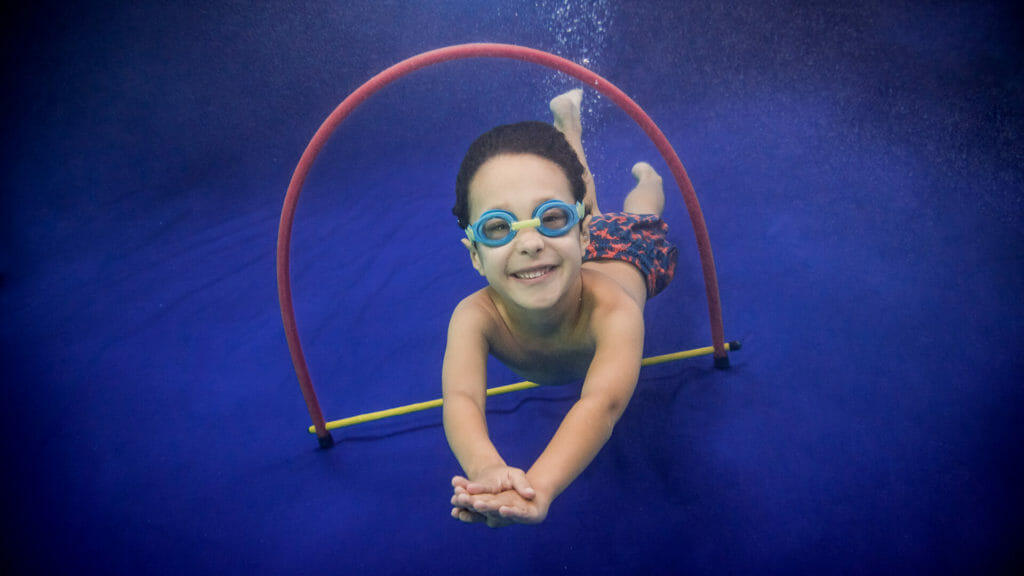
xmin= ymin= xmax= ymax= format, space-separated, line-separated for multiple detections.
xmin=2 ymin=2 xmax=1021 ymax=574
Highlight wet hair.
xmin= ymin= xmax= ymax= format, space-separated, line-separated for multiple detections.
xmin=453 ymin=121 xmax=586 ymax=229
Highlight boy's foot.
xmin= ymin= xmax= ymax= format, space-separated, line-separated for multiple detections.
xmin=550 ymin=88 xmax=583 ymax=138
xmin=623 ymin=162 xmax=665 ymax=216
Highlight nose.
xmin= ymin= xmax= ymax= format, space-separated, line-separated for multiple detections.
xmin=514 ymin=226 xmax=545 ymax=254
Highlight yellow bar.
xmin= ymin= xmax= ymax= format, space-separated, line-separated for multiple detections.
xmin=641 ymin=345 xmax=718 ymax=366
xmin=309 ymin=342 xmax=736 ymax=433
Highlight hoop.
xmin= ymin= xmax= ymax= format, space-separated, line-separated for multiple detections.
xmin=277 ymin=43 xmax=728 ymax=447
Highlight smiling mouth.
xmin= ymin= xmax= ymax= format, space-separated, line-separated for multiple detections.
xmin=513 ymin=266 xmax=554 ymax=280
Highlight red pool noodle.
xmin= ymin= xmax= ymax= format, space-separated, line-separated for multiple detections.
xmin=277 ymin=43 xmax=727 ymax=445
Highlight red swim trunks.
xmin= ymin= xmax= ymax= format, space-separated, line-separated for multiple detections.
xmin=584 ymin=212 xmax=678 ymax=298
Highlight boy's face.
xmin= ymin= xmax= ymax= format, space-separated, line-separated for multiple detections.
xmin=462 ymin=153 xmax=590 ymax=312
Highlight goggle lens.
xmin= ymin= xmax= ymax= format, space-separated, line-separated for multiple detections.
xmin=538 ymin=204 xmax=571 ymax=233
xmin=481 ymin=217 xmax=512 ymax=242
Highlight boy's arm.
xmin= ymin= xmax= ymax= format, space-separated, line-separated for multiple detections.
xmin=457 ymin=301 xmax=644 ymax=525
xmin=443 ymin=298 xmax=534 ymax=499
xmin=516 ymin=302 xmax=644 ymax=521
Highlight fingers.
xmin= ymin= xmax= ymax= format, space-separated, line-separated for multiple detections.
xmin=451 ymin=507 xmax=486 ymax=524
xmin=450 ymin=469 xmax=538 ymax=528
xmin=465 ymin=480 xmax=496 ymax=495
xmin=451 ymin=503 xmax=529 ymax=527
xmin=451 ymin=495 xmax=509 ymax=527
xmin=453 ymin=492 xmax=499 ymax=514
xmin=463 ymin=473 xmax=499 ymax=495
xmin=507 ymin=470 xmax=536 ymax=500
xmin=451 ymin=491 xmax=475 ymax=509
xmin=467 ymin=496 xmax=501 ymax=514
xmin=464 ymin=467 xmax=533 ymax=498
xmin=450 ymin=494 xmax=534 ymax=528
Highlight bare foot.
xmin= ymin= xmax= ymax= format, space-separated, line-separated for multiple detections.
xmin=623 ymin=162 xmax=665 ymax=216
xmin=550 ymin=88 xmax=583 ymax=138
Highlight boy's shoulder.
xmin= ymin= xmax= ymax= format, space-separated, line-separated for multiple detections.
xmin=580 ymin=268 xmax=645 ymax=339
xmin=580 ymin=268 xmax=642 ymax=313
xmin=454 ymin=287 xmax=495 ymax=312
xmin=450 ymin=288 xmax=501 ymax=330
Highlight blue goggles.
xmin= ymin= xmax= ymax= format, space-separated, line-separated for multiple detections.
xmin=465 ymin=200 xmax=585 ymax=247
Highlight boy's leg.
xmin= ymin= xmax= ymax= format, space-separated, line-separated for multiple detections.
xmin=551 ymin=90 xmax=669 ymax=310
xmin=550 ymin=89 xmax=600 ymax=215
xmin=582 ymin=162 xmax=667 ymax=310
xmin=623 ymin=162 xmax=665 ymax=216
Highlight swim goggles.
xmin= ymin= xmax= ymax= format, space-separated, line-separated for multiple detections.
xmin=465 ymin=200 xmax=585 ymax=247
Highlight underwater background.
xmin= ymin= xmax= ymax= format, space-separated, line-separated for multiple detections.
xmin=2 ymin=1 xmax=1021 ymax=574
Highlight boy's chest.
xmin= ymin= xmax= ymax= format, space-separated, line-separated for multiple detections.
xmin=491 ymin=333 xmax=596 ymax=385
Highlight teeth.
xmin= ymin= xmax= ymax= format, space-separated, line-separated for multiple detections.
xmin=515 ymin=267 xmax=551 ymax=280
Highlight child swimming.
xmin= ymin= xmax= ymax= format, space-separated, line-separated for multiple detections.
xmin=444 ymin=89 xmax=677 ymax=527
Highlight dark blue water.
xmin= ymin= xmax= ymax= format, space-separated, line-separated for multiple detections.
xmin=2 ymin=2 xmax=1021 ymax=574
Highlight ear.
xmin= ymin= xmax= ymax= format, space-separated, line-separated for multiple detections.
xmin=461 ymin=238 xmax=486 ymax=276
xmin=578 ymin=214 xmax=592 ymax=253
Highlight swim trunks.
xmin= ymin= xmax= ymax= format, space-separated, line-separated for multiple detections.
xmin=584 ymin=212 xmax=678 ymax=298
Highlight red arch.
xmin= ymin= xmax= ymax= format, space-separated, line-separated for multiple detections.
xmin=277 ymin=43 xmax=727 ymax=446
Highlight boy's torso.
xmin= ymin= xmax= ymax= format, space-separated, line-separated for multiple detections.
xmin=473 ymin=268 xmax=636 ymax=385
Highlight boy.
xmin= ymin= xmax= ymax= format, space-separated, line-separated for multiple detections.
xmin=444 ymin=89 xmax=677 ymax=527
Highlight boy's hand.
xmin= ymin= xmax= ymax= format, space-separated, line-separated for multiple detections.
xmin=454 ymin=465 xmax=536 ymax=499
xmin=451 ymin=488 xmax=551 ymax=528
xmin=449 ymin=467 xmax=537 ymax=528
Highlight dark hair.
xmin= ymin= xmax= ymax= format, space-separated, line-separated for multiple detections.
xmin=453 ymin=121 xmax=586 ymax=228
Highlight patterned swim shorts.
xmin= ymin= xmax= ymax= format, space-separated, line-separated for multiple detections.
xmin=584 ymin=212 xmax=678 ymax=298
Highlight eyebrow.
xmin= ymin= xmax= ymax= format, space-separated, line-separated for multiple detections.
xmin=474 ymin=196 xmax=563 ymax=217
